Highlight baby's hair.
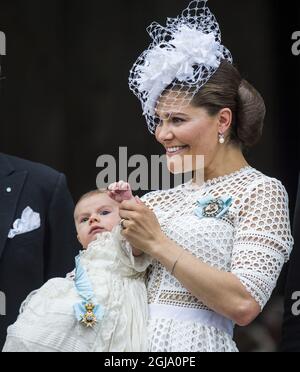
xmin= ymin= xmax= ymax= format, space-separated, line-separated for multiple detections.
xmin=76 ymin=189 xmax=108 ymax=208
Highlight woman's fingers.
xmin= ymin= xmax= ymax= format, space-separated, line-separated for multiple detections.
xmin=119 ymin=209 xmax=139 ymax=221
xmin=135 ymin=196 xmax=144 ymax=205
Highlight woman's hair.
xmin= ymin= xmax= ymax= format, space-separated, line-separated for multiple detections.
xmin=189 ymin=60 xmax=266 ymax=148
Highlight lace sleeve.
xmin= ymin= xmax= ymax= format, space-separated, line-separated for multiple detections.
xmin=113 ymin=190 xmax=160 ymax=272
xmin=112 ymin=226 xmax=153 ymax=273
xmin=119 ymin=236 xmax=153 ymax=273
xmin=231 ymin=178 xmax=294 ymax=310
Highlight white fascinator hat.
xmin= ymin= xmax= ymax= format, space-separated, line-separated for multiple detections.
xmin=129 ymin=0 xmax=233 ymax=134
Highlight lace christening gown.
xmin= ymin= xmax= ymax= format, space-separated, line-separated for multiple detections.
xmin=141 ymin=167 xmax=294 ymax=352
xmin=2 ymin=228 xmax=151 ymax=352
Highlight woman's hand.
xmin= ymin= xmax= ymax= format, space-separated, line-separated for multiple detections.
xmin=119 ymin=198 xmax=165 ymax=255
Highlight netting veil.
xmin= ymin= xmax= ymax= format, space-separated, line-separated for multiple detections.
xmin=129 ymin=0 xmax=233 ymax=134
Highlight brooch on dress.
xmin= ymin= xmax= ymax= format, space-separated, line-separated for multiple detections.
xmin=195 ymin=195 xmax=233 ymax=219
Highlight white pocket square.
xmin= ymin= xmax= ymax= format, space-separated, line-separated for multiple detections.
xmin=8 ymin=207 xmax=41 ymax=239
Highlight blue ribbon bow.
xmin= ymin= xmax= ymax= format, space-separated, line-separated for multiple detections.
xmin=195 ymin=195 xmax=233 ymax=219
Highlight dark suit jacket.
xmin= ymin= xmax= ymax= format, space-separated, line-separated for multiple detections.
xmin=281 ymin=174 xmax=300 ymax=352
xmin=0 ymin=153 xmax=80 ymax=349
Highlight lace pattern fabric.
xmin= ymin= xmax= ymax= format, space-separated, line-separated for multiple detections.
xmin=142 ymin=167 xmax=293 ymax=352
xmin=129 ymin=0 xmax=233 ymax=134
xmin=3 ymin=228 xmax=151 ymax=352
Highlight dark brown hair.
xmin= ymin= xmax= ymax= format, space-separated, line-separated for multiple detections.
xmin=191 ymin=60 xmax=266 ymax=148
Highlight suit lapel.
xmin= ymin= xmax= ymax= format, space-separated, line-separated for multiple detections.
xmin=0 ymin=155 xmax=28 ymax=259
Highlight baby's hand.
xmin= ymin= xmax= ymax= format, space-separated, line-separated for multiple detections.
xmin=108 ymin=181 xmax=135 ymax=203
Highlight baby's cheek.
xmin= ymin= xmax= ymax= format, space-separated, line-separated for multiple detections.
xmin=78 ymin=228 xmax=89 ymax=247
xmin=109 ymin=215 xmax=121 ymax=231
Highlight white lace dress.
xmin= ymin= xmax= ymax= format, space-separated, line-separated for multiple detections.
xmin=2 ymin=227 xmax=152 ymax=352
xmin=141 ymin=167 xmax=294 ymax=352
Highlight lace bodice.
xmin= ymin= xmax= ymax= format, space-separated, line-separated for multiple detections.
xmin=142 ymin=166 xmax=294 ymax=311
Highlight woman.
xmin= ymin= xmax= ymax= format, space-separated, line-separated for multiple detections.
xmin=120 ymin=1 xmax=294 ymax=352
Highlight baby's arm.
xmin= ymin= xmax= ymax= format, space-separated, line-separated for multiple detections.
xmin=108 ymin=181 xmax=143 ymax=257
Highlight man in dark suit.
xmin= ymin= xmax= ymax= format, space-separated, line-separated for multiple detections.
xmin=281 ymin=174 xmax=300 ymax=352
xmin=0 ymin=153 xmax=80 ymax=349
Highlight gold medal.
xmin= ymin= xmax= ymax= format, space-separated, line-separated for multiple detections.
xmin=80 ymin=303 xmax=98 ymax=328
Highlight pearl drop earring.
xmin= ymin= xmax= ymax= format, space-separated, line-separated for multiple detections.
xmin=219 ymin=133 xmax=225 ymax=144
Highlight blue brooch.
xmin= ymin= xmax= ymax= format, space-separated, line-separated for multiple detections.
xmin=195 ymin=195 xmax=233 ymax=219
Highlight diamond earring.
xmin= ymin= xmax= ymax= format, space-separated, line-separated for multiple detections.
xmin=219 ymin=133 xmax=225 ymax=144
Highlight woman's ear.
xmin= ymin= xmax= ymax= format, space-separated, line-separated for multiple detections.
xmin=218 ymin=108 xmax=232 ymax=134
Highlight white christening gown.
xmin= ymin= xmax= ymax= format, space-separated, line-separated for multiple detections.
xmin=2 ymin=227 xmax=152 ymax=352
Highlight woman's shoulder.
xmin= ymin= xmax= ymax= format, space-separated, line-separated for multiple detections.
xmin=140 ymin=168 xmax=289 ymax=206
xmin=244 ymin=168 xmax=288 ymax=195
xmin=233 ymin=168 xmax=291 ymax=217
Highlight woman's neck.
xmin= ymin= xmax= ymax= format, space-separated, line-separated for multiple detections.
xmin=193 ymin=146 xmax=249 ymax=184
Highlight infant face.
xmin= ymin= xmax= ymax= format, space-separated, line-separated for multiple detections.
xmin=74 ymin=193 xmax=121 ymax=249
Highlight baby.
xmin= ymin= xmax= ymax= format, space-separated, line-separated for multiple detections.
xmin=75 ymin=181 xmax=143 ymax=256
xmin=3 ymin=182 xmax=151 ymax=352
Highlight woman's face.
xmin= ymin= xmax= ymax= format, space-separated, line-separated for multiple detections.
xmin=155 ymin=92 xmax=222 ymax=174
